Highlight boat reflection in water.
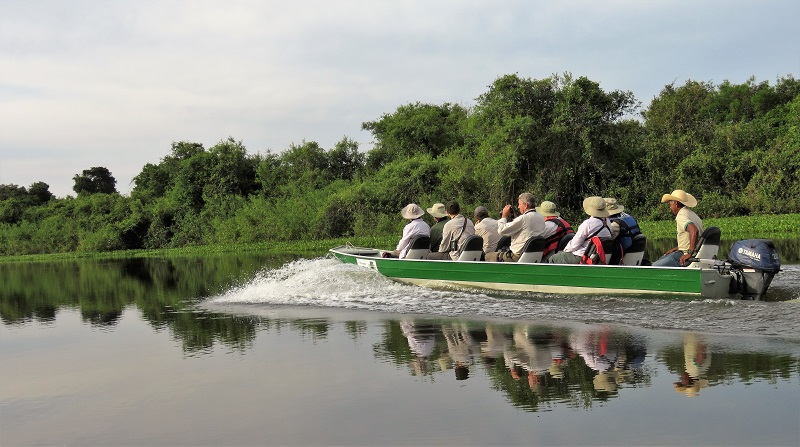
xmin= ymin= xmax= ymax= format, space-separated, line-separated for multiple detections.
xmin=390 ymin=318 xmax=782 ymax=410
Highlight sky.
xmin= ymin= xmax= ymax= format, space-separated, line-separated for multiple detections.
xmin=1 ymin=0 xmax=798 ymax=198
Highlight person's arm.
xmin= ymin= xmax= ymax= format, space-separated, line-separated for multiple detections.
xmin=541 ymin=220 xmax=557 ymax=238
xmin=610 ymin=221 xmax=620 ymax=240
xmin=395 ymin=223 xmax=414 ymax=251
xmin=679 ymin=223 xmax=700 ymax=265
xmin=438 ymin=221 xmax=453 ymax=252
xmin=497 ymin=207 xmax=524 ymax=236
xmin=563 ymin=221 xmax=588 ymax=253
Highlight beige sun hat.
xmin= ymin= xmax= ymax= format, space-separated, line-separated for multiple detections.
xmin=535 ymin=200 xmax=560 ymax=217
xmin=583 ymin=196 xmax=611 ymax=218
xmin=401 ymin=203 xmax=425 ymax=220
xmin=603 ymin=198 xmax=624 ymax=215
xmin=426 ymin=202 xmax=447 ymax=218
xmin=661 ymin=189 xmax=697 ymax=207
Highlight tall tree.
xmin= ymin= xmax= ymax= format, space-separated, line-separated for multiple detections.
xmin=362 ymin=102 xmax=468 ymax=171
xmin=73 ymin=167 xmax=117 ymax=195
xmin=327 ymin=137 xmax=365 ymax=181
xmin=27 ymin=181 xmax=55 ymax=204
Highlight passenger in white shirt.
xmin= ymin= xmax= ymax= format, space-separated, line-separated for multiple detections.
xmin=428 ymin=200 xmax=476 ymax=260
xmin=390 ymin=203 xmax=430 ymax=258
xmin=473 ymin=206 xmax=501 ymax=255
xmin=548 ymin=196 xmax=612 ymax=264
xmin=485 ymin=193 xmax=546 ymax=262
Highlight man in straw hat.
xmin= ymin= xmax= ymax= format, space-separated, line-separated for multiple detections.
xmin=426 ymin=202 xmax=449 ymax=252
xmin=548 ymin=196 xmax=612 ymax=264
xmin=536 ymin=200 xmax=574 ymax=260
xmin=652 ymin=189 xmax=704 ymax=267
xmin=388 ymin=203 xmax=430 ymax=259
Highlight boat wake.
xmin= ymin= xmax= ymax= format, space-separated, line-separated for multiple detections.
xmin=208 ymin=258 xmax=800 ymax=339
xmin=210 ymin=257 xmax=499 ymax=316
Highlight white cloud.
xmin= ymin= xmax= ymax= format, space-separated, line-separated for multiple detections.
xmin=1 ymin=0 xmax=798 ymax=197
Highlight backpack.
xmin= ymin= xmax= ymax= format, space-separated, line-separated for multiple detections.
xmin=580 ymin=236 xmax=607 ymax=265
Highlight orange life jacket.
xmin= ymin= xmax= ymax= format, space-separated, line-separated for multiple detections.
xmin=544 ymin=216 xmax=574 ymax=255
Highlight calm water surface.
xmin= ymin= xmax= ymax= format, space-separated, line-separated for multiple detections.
xmin=1 ymin=253 xmax=799 ymax=446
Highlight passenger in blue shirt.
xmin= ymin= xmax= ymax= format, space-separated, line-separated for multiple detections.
xmin=604 ymin=198 xmax=641 ymax=252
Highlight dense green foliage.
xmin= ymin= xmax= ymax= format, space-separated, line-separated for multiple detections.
xmin=1 ymin=73 xmax=799 ymax=256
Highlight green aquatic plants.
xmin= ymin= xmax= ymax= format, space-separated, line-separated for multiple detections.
xmin=638 ymin=213 xmax=800 ymax=240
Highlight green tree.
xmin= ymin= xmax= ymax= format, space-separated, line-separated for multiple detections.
xmin=362 ymin=102 xmax=468 ymax=171
xmin=73 ymin=167 xmax=117 ymax=195
xmin=471 ymin=73 xmax=638 ymax=211
xmin=203 ymin=137 xmax=259 ymax=200
xmin=27 ymin=182 xmax=55 ymax=204
xmin=327 ymin=137 xmax=366 ymax=181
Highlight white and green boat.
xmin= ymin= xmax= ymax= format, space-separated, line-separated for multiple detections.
xmin=329 ymin=231 xmax=781 ymax=300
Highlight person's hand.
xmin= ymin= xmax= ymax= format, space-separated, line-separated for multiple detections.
xmin=501 ymin=204 xmax=512 ymax=219
xmin=680 ymin=252 xmax=692 ymax=265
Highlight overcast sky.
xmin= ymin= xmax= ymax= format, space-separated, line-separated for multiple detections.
xmin=1 ymin=0 xmax=798 ymax=197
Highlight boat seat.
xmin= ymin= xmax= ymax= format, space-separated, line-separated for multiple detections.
xmin=622 ymin=234 xmax=647 ymax=266
xmin=457 ymin=235 xmax=484 ymax=261
xmin=693 ymin=226 xmax=721 ymax=259
xmin=405 ymin=235 xmax=431 ymax=260
xmin=496 ymin=235 xmax=511 ymax=252
xmin=517 ymin=236 xmax=546 ymax=263
xmin=608 ymin=239 xmax=624 ymax=265
xmin=556 ymin=233 xmax=575 ymax=253
xmin=687 ymin=226 xmax=721 ymax=268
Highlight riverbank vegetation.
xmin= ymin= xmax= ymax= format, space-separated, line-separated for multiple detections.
xmin=1 ymin=73 xmax=799 ymax=257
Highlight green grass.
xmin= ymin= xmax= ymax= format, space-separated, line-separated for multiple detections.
xmin=2 ymin=214 xmax=798 ymax=264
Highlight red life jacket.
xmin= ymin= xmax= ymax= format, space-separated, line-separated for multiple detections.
xmin=580 ymin=236 xmax=607 ymax=265
xmin=544 ymin=216 xmax=574 ymax=255
xmin=579 ymin=219 xmax=612 ymax=265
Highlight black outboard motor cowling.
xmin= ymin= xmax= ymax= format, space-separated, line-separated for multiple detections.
xmin=727 ymin=239 xmax=781 ymax=299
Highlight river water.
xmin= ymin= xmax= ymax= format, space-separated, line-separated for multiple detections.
xmin=1 ymin=253 xmax=799 ymax=446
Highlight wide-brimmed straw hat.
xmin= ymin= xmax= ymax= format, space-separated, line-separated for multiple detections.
xmin=603 ymin=198 xmax=624 ymax=215
xmin=661 ymin=189 xmax=697 ymax=207
xmin=401 ymin=203 xmax=425 ymax=220
xmin=583 ymin=196 xmax=611 ymax=218
xmin=535 ymin=201 xmax=561 ymax=217
xmin=426 ymin=202 xmax=447 ymax=218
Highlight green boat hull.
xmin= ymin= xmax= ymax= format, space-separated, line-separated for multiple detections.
xmin=329 ymin=246 xmax=738 ymax=299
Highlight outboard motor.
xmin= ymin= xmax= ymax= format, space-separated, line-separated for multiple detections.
xmin=727 ymin=239 xmax=781 ymax=300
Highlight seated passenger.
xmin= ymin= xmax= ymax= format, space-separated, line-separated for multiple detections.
xmin=428 ymin=200 xmax=476 ymax=260
xmin=473 ymin=206 xmax=501 ymax=254
xmin=426 ymin=202 xmax=449 ymax=252
xmin=652 ymin=189 xmax=704 ymax=267
xmin=548 ymin=196 xmax=612 ymax=264
xmin=604 ymin=198 xmax=641 ymax=252
xmin=535 ymin=200 xmax=574 ymax=261
xmin=388 ymin=203 xmax=430 ymax=259
xmin=485 ymin=193 xmax=546 ymax=262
